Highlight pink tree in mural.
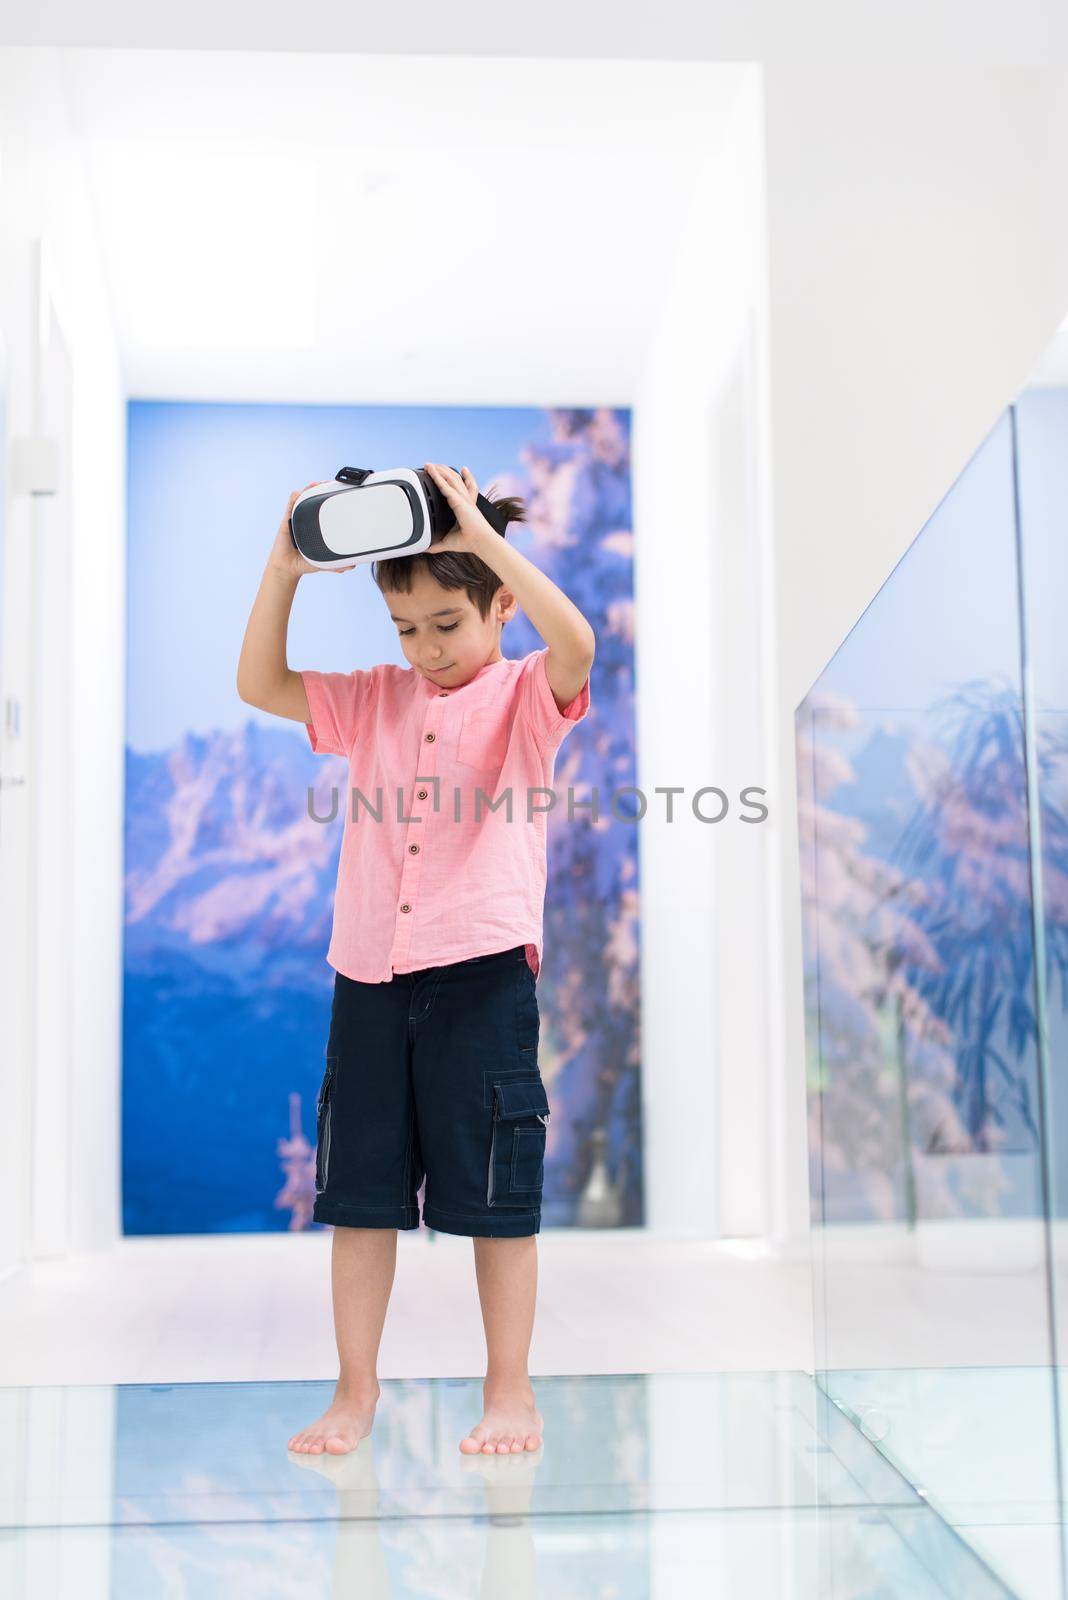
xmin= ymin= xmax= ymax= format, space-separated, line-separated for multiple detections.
xmin=799 ymin=677 xmax=1068 ymax=1225
xmin=893 ymin=683 xmax=1068 ymax=1151
xmin=511 ymin=409 xmax=640 ymax=1227
xmin=798 ymin=690 xmax=958 ymax=1223
xmin=274 ymin=1092 xmax=316 ymax=1231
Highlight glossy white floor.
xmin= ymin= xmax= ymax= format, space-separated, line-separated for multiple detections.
xmin=0 ymin=1231 xmax=1059 ymax=1597
xmin=0 ymin=1229 xmax=1051 ymax=1387
xmin=0 ymin=1231 xmax=813 ymax=1386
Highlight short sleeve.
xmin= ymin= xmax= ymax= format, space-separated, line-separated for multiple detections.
xmin=299 ymin=667 xmax=374 ymax=757
xmin=517 ymin=648 xmax=591 ymax=750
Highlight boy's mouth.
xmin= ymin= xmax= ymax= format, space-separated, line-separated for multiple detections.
xmin=426 ymin=664 xmax=452 ymax=675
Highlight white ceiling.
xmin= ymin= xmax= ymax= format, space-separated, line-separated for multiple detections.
xmin=58 ymin=50 xmax=747 ymax=405
xmin=7 ymin=0 xmax=1064 ymax=67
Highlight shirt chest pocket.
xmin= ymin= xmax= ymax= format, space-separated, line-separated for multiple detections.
xmin=456 ymin=705 xmax=512 ymax=771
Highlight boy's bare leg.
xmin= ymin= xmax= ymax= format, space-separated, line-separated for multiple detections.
xmin=460 ymin=1234 xmax=544 ymax=1454
xmin=287 ymin=1225 xmax=397 ymax=1455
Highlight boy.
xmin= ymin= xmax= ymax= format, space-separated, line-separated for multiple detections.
xmin=236 ymin=461 xmax=595 ymax=1458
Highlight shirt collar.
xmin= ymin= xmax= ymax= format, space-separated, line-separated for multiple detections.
xmin=417 ymin=657 xmax=511 ymax=696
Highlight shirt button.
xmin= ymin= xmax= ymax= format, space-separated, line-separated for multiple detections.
xmin=408 ymin=843 xmax=419 ymax=854
xmin=400 ymin=902 xmax=411 ymax=913
xmin=425 ymin=731 xmax=436 ymax=743
xmin=417 ymin=789 xmax=428 ymax=800
xmin=438 ymin=690 xmax=448 ymax=697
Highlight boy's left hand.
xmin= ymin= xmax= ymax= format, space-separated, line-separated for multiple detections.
xmin=423 ymin=462 xmax=495 ymax=553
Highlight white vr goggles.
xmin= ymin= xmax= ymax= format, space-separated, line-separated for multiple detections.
xmin=289 ymin=466 xmax=513 ymax=570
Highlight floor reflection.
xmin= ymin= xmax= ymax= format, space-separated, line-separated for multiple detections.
xmin=826 ymin=1366 xmax=1065 ymax=1598
xmin=0 ymin=1371 xmax=1014 ymax=1598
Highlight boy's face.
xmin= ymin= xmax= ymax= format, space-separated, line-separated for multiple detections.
xmin=384 ymin=565 xmax=518 ymax=688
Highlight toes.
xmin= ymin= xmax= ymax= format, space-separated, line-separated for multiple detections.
xmin=461 ymin=1420 xmax=540 ymax=1456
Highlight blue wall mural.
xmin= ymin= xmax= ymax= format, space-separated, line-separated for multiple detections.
xmin=122 ymin=402 xmax=640 ymax=1233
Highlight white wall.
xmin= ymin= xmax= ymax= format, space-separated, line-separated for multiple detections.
xmin=762 ymin=66 xmax=1068 ymax=1258
xmin=0 ymin=47 xmax=126 ymax=1269
xmin=635 ymin=63 xmax=1068 ymax=1260
xmin=633 ymin=68 xmax=784 ymax=1242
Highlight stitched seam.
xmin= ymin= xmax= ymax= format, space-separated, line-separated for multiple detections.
xmin=513 ymin=960 xmax=521 ymax=1048
xmin=482 ymin=1068 xmax=542 ymax=1110
xmin=424 ymin=1205 xmax=538 ymax=1221
xmin=511 ymin=1126 xmax=546 ymax=1192
xmin=513 ymin=963 xmax=539 ymax=1056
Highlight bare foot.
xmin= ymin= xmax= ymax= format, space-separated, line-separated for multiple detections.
xmin=459 ymin=1383 xmax=544 ymax=1454
xmin=287 ymin=1381 xmax=380 ymax=1456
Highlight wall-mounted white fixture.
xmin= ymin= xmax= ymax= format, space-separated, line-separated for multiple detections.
xmin=10 ymin=436 xmax=60 ymax=497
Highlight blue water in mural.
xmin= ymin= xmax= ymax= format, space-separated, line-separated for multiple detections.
xmin=122 ymin=403 xmax=641 ymax=1233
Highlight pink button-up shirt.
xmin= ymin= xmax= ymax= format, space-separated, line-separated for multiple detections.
xmin=300 ymin=648 xmax=591 ymax=984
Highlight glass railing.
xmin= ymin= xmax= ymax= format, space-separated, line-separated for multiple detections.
xmin=796 ymin=339 xmax=1068 ymax=1600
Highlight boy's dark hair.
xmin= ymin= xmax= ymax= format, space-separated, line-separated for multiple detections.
xmin=371 ymin=486 xmax=527 ymax=620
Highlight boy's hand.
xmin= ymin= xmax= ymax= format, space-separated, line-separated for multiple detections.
xmin=424 ymin=463 xmax=496 ymax=553
xmin=267 ymin=483 xmax=358 ymax=580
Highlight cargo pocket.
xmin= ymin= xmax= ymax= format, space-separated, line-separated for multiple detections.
xmin=487 ymin=1077 xmax=551 ymax=1207
xmin=315 ymin=1056 xmax=338 ymax=1195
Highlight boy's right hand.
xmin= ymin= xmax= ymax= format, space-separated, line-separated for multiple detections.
xmin=267 ymin=483 xmax=359 ymax=579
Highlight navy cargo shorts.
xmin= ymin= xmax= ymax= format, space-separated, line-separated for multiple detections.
xmin=312 ymin=944 xmax=551 ymax=1238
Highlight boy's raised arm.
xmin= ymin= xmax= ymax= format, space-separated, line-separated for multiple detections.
xmin=236 ymin=484 xmax=356 ymax=724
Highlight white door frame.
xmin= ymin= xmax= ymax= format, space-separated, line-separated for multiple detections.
xmin=0 ymin=235 xmax=75 ymax=1277
xmin=28 ymin=240 xmax=75 ymax=1261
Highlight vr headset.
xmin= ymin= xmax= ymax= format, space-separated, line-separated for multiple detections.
xmin=289 ymin=466 xmax=512 ymax=570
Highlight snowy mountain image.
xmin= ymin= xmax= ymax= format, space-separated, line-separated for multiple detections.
xmin=122 ymin=404 xmax=642 ymax=1234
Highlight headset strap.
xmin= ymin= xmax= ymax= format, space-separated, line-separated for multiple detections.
xmin=475 ymin=492 xmax=510 ymax=536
